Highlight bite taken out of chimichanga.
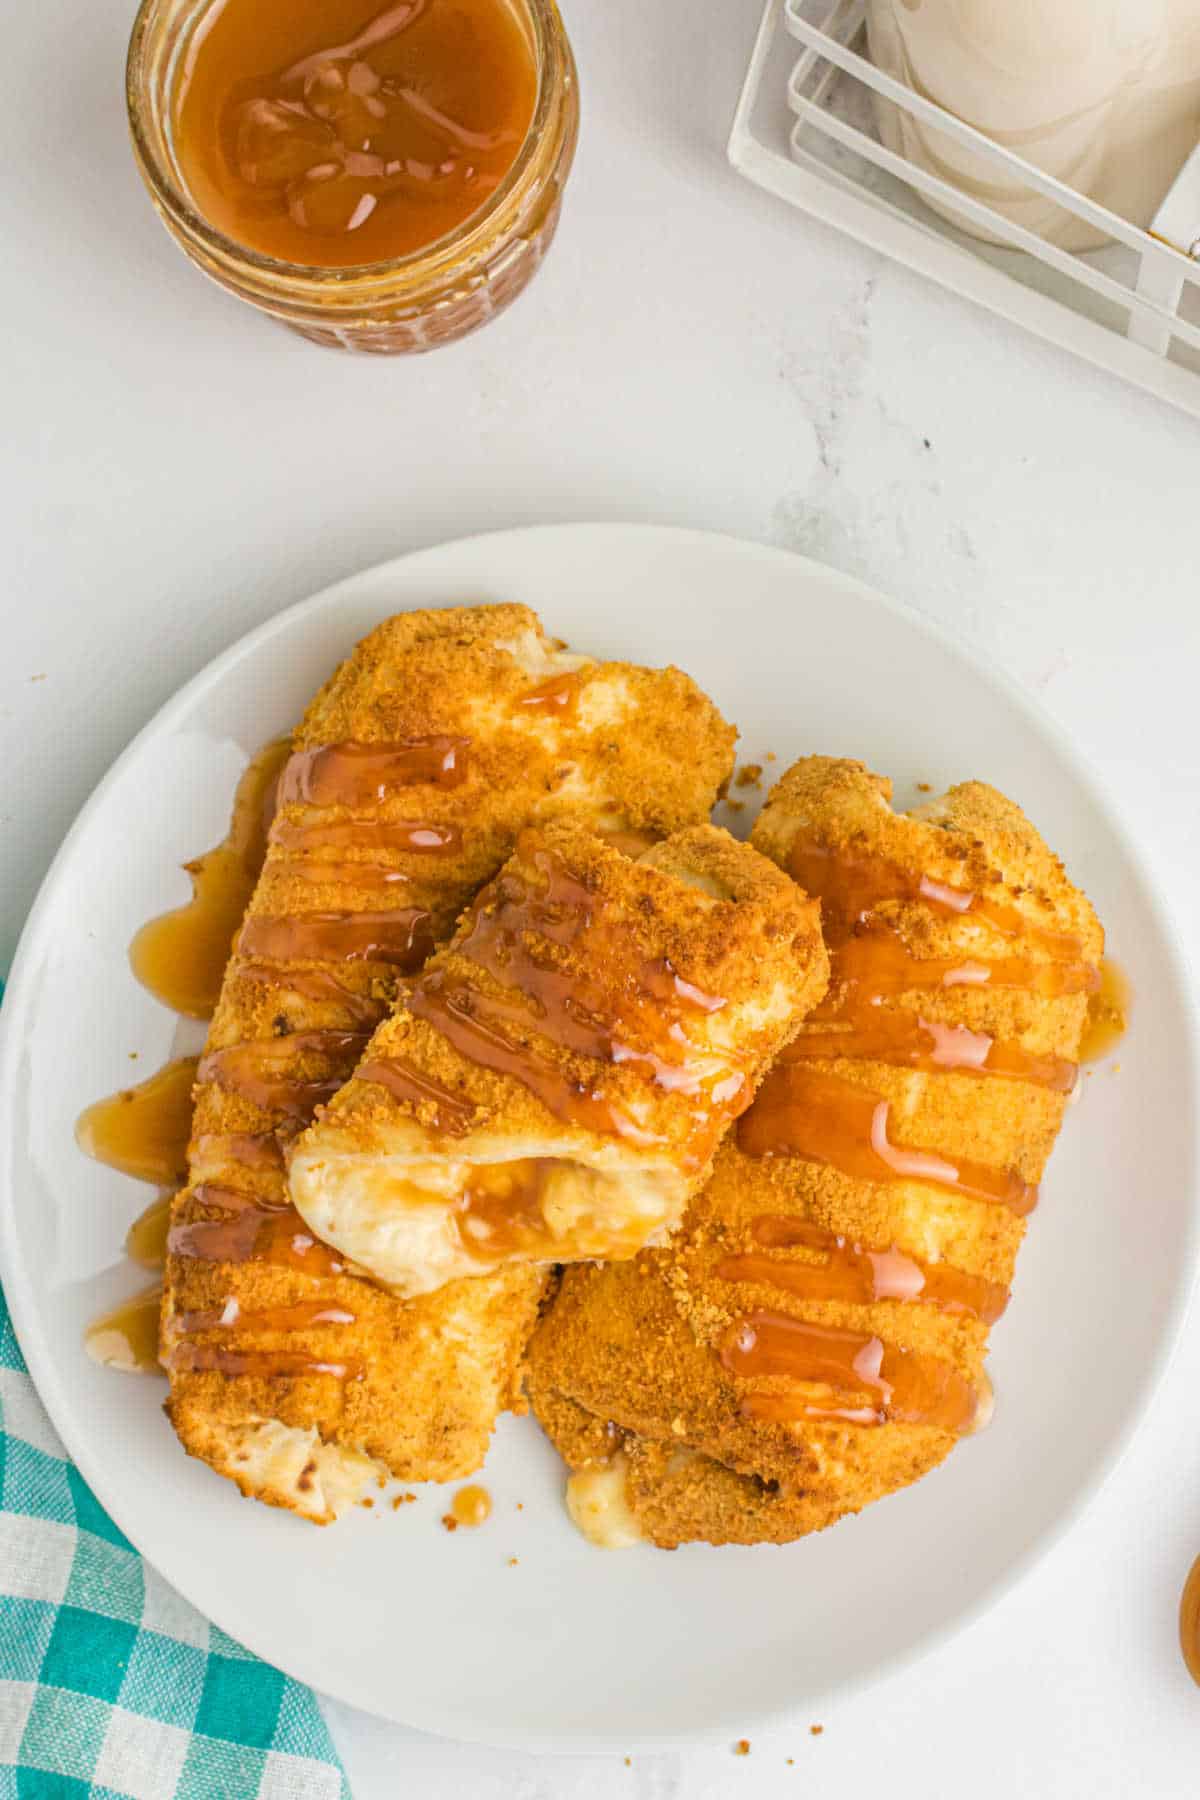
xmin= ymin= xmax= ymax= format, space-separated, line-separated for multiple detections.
xmin=164 ymin=603 xmax=736 ymax=1522
xmin=527 ymin=756 xmax=1103 ymax=1548
xmin=287 ymin=820 xmax=830 ymax=1297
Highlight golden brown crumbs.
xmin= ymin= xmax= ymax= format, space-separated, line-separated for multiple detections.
xmin=508 ymin=1556 xmax=519 ymax=1566
xmin=360 ymin=1497 xmax=374 ymax=1509
xmin=734 ymin=1740 xmax=750 ymax=1756
xmin=810 ymin=1725 xmax=824 ymax=1737
xmin=624 ymin=1757 xmax=631 ymax=1767
xmin=31 ymin=674 xmax=46 ymax=683
xmin=917 ymin=782 xmax=932 ymax=793
xmin=725 ymin=799 xmax=746 ymax=814
xmin=786 ymin=1758 xmax=794 ymax=1766
xmin=735 ymin=764 xmax=763 ymax=789
xmin=441 ymin=1514 xmax=458 ymax=1532
xmin=516 ymin=1502 xmax=524 ymax=1511
xmin=391 ymin=1492 xmax=417 ymax=1510
xmin=766 ymin=751 xmax=777 ymax=762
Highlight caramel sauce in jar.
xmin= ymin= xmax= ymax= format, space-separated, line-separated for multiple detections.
xmin=173 ymin=0 xmax=538 ymax=269
xmin=130 ymin=739 xmax=290 ymax=1019
xmin=84 ymin=1283 xmax=164 ymax=1375
xmin=128 ymin=0 xmax=578 ymax=353
xmin=76 ymin=1056 xmax=197 ymax=1186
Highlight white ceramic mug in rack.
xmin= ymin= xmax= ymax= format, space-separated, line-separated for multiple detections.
xmin=865 ymin=0 xmax=1200 ymax=250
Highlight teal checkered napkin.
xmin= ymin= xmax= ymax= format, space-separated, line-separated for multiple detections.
xmin=0 ymin=1285 xmax=352 ymax=1800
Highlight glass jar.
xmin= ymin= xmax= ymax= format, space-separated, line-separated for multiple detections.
xmin=126 ymin=0 xmax=579 ymax=353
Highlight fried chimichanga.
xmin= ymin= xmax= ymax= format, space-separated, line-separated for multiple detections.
xmin=528 ymin=756 xmax=1103 ymax=1547
xmin=164 ymin=603 xmax=735 ymax=1521
xmin=288 ymin=820 xmax=829 ymax=1295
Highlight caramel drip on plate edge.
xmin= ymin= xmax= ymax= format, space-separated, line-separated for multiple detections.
xmin=75 ymin=1057 xmax=198 ymax=1187
xmin=722 ymin=831 xmax=1116 ymax=1434
xmin=129 ymin=739 xmax=291 ymax=1020
xmin=82 ymin=734 xmax=467 ymax=1379
xmin=399 ymin=846 xmax=745 ymax=1166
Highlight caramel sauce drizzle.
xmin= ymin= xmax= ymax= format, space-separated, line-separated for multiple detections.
xmin=270 ymin=816 xmax=460 ymax=856
xmin=76 ymin=1057 xmax=198 ymax=1186
xmin=787 ymin=840 xmax=1087 ymax=963
xmin=169 ymin=1184 xmax=346 ymax=1276
xmin=238 ymin=908 xmax=434 ymax=970
xmin=198 ymin=1029 xmax=370 ymax=1121
xmin=284 ymin=860 xmax=416 ymax=890
xmin=740 ymin=1063 xmax=1036 ymax=1215
xmin=518 ymin=672 xmax=582 ymax=717
xmin=355 ymin=1057 xmax=477 ymax=1134
xmin=718 ymin=827 xmax=1095 ymax=1432
xmin=721 ymin=1309 xmax=980 ymax=1432
xmin=129 ymin=739 xmax=291 ymax=1019
xmin=90 ymin=732 xmax=476 ymax=1381
xmin=785 ymin=835 xmax=1098 ymax=1096
xmin=277 ymin=738 xmax=469 ymax=807
xmin=824 ymin=923 xmax=1098 ymax=1004
xmin=785 ymin=1010 xmax=1076 ymax=1093
xmin=191 ymin=1131 xmax=286 ymax=1172
xmin=406 ymin=847 xmax=743 ymax=1162
xmin=175 ymin=1298 xmax=356 ymax=1333
xmin=234 ymin=964 xmax=389 ymax=1029
xmin=166 ymin=1343 xmax=360 ymax=1380
xmin=719 ymin=1217 xmax=1009 ymax=1324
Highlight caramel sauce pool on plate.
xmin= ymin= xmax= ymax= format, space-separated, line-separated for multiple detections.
xmin=129 ymin=738 xmax=290 ymax=1019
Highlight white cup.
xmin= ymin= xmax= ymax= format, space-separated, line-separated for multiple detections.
xmin=865 ymin=0 xmax=1200 ymax=249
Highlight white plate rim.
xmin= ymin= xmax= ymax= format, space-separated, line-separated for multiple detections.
xmin=1 ymin=521 xmax=1197 ymax=1752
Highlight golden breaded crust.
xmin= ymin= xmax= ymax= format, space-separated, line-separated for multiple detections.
xmin=286 ymin=820 xmax=829 ymax=1294
xmin=302 ymin=819 xmax=828 ymax=1163
xmin=529 ymin=756 xmax=1103 ymax=1547
xmin=169 ymin=602 xmax=734 ymax=1517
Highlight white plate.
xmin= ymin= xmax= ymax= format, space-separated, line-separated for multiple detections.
xmin=1 ymin=525 xmax=1196 ymax=1751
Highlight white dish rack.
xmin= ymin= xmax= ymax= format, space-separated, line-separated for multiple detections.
xmin=729 ymin=0 xmax=1200 ymax=418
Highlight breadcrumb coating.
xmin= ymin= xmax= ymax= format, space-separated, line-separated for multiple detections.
xmin=529 ymin=756 xmax=1103 ymax=1546
xmin=288 ymin=821 xmax=828 ymax=1293
xmin=165 ymin=604 xmax=734 ymax=1521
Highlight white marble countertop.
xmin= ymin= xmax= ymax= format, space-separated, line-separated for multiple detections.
xmin=5 ymin=0 xmax=1200 ymax=1793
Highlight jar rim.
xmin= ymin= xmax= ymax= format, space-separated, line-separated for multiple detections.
xmin=126 ymin=0 xmax=566 ymax=287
